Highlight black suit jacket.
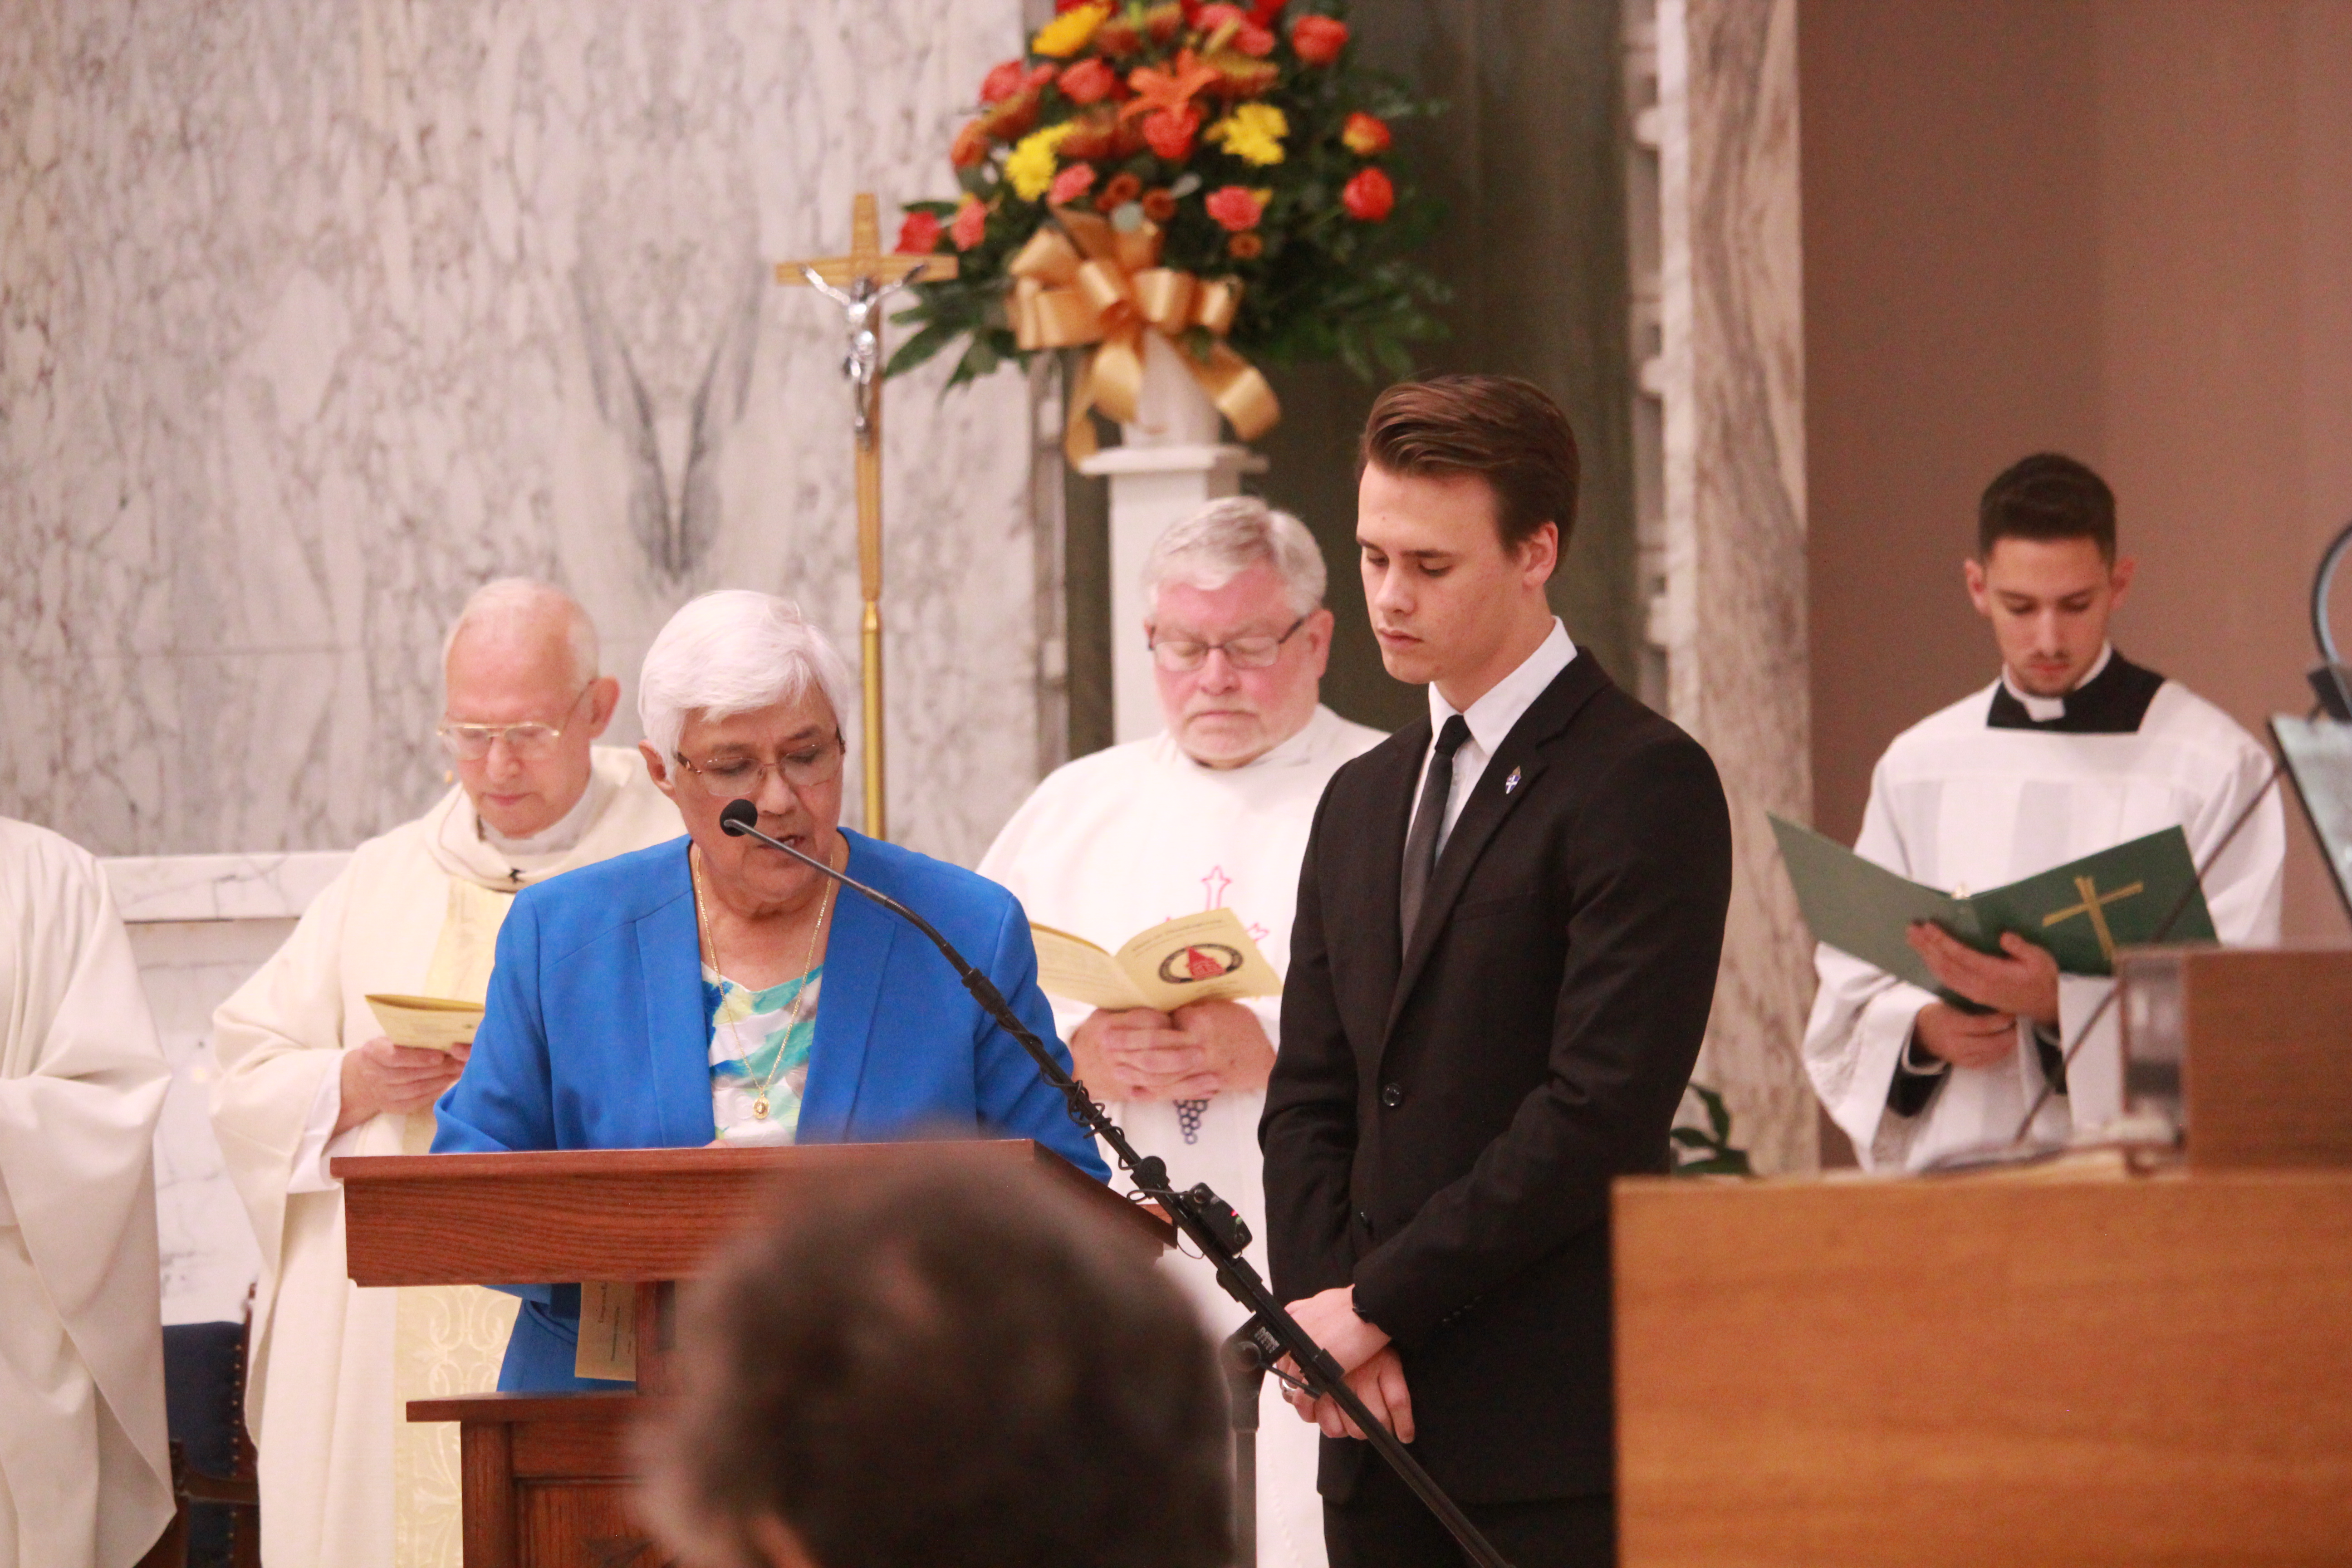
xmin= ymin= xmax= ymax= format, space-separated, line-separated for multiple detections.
xmin=1260 ymin=654 xmax=1732 ymax=1504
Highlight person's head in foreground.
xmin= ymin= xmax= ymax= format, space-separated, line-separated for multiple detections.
xmin=1965 ymin=452 xmax=2136 ymax=697
xmin=439 ymin=578 xmax=623 ymax=839
xmin=1356 ymin=373 xmax=1577 ymax=706
xmin=1142 ymin=496 xmax=1336 ymax=767
xmin=635 ymin=1162 xmax=1230 ymax=1568
xmin=638 ymin=589 xmax=857 ymax=916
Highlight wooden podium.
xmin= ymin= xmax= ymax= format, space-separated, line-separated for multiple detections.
xmin=1615 ymin=949 xmax=2352 ymax=1566
xmin=338 ymin=1140 xmax=1168 ymax=1568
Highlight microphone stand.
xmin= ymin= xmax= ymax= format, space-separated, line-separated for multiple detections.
xmin=720 ymin=804 xmax=1514 ymax=1568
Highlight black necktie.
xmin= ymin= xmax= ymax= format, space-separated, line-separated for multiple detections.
xmin=1399 ymin=715 xmax=1472 ymax=950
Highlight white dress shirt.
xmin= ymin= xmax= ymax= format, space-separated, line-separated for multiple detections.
xmin=1413 ymin=617 xmax=1578 ymax=859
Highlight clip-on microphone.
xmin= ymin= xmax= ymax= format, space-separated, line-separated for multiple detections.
xmin=717 ymin=798 xmax=1514 ymax=1568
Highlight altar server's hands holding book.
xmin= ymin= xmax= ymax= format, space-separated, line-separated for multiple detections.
xmin=334 ymin=995 xmax=481 ymax=1134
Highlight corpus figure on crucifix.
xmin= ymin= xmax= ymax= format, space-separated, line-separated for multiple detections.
xmin=775 ymin=192 xmax=956 ymax=840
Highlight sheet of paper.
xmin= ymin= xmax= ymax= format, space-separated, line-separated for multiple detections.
xmin=1112 ymin=907 xmax=1283 ymax=1013
xmin=1029 ymin=924 xmax=1154 ymax=1012
xmin=573 ymin=1281 xmax=636 ymax=1382
xmin=363 ymin=993 xmax=486 ymax=1054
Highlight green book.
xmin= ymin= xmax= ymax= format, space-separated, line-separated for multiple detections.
xmin=1769 ymin=816 xmax=2217 ymax=1000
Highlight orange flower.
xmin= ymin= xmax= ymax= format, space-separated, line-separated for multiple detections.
xmin=1205 ymin=49 xmax=1279 ymax=98
xmin=1143 ymin=1 xmax=1185 ymax=44
xmin=980 ymin=88 xmax=1043 ymax=142
xmin=951 ymin=118 xmax=991 ymax=169
xmin=1058 ymin=108 xmax=1120 ymax=162
xmin=1141 ymin=187 xmax=1179 ymax=221
xmin=950 ymin=196 xmax=989 ymax=250
xmin=1228 ymin=231 xmax=1264 ymax=260
xmin=1095 ymin=16 xmax=1144 ymax=56
xmin=1143 ymin=104 xmax=1201 ymax=161
xmin=1341 ymin=165 xmax=1393 ymax=221
xmin=1095 ymin=172 xmax=1144 ymax=211
xmin=1291 ymin=14 xmax=1347 ymax=64
xmin=1196 ymin=4 xmax=1277 ymax=56
xmin=1049 ymin=162 xmax=1098 ymax=206
xmin=1342 ymin=112 xmax=1391 ymax=156
xmin=895 ymin=211 xmax=942 ymax=253
xmin=1120 ymin=49 xmax=1219 ymax=123
xmin=1059 ymin=57 xmax=1117 ymax=104
xmin=1205 ymin=183 xmax=1266 ymax=231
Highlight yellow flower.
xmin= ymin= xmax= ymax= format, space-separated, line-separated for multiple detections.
xmin=1205 ymin=102 xmax=1287 ymax=167
xmin=1031 ymin=3 xmax=1110 ymax=58
xmin=1005 ymin=121 xmax=1079 ymax=201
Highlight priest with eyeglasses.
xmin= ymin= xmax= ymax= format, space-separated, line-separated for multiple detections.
xmin=209 ymin=580 xmax=680 ymax=1568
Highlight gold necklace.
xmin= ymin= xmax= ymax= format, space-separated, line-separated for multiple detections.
xmin=692 ymin=839 xmax=836 ymax=1121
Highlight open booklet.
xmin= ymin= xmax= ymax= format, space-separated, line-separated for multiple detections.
xmin=1768 ymin=816 xmax=2216 ymax=1003
xmin=364 ymin=993 xmax=485 ymax=1054
xmin=1029 ymin=907 xmax=1282 ymax=1014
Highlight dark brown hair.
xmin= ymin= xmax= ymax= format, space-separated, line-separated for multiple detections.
xmin=1979 ymin=452 xmax=2117 ymax=563
xmin=1360 ymin=374 xmax=1581 ymax=552
xmin=635 ymin=1159 xmax=1229 ymax=1568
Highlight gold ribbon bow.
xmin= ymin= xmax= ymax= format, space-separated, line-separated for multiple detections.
xmin=1007 ymin=206 xmax=1280 ymax=463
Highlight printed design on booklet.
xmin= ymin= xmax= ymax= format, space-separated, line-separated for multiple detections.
xmin=1159 ymin=943 xmax=1247 ymax=986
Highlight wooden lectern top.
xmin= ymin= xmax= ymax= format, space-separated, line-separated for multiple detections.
xmin=335 ymin=1138 xmax=1170 ymax=1289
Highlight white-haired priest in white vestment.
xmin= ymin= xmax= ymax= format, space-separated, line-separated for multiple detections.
xmin=0 ymin=818 xmax=175 ymax=1568
xmin=981 ymin=497 xmax=1384 ymax=1568
xmin=1805 ymin=455 xmax=2283 ymax=1172
xmin=210 ymin=581 xmax=681 ymax=1568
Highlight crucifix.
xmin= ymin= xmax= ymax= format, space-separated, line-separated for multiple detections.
xmin=775 ymin=192 xmax=957 ymax=840
xmin=2042 ymin=874 xmax=2146 ymax=964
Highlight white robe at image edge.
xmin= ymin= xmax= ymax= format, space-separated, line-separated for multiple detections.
xmin=981 ymin=704 xmax=1387 ymax=1568
xmin=1802 ymin=678 xmax=2284 ymax=1171
xmin=0 ymin=818 xmax=175 ymax=1568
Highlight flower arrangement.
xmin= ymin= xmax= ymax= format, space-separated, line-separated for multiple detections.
xmin=887 ymin=1 xmax=1445 ymax=450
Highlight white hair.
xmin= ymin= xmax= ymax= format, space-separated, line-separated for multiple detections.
xmin=441 ymin=578 xmax=600 ymax=687
xmin=1142 ymin=496 xmax=1326 ymax=619
xmin=637 ymin=590 xmax=853 ymax=760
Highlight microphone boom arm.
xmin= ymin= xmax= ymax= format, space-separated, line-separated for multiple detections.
xmin=717 ymin=801 xmax=1514 ymax=1568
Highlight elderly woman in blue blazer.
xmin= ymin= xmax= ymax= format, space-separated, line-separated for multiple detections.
xmin=435 ymin=589 xmax=1107 ymax=1390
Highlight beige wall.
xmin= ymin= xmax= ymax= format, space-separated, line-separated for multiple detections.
xmin=1803 ymin=0 xmax=2352 ymax=943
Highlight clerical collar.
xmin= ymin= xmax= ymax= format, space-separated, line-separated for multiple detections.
xmin=1987 ymin=645 xmax=2166 ymax=733
xmin=479 ymin=769 xmax=609 ymax=858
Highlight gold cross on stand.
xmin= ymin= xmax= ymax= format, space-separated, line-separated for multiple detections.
xmin=775 ymin=193 xmax=957 ymax=841
xmin=2042 ymin=874 xmax=2146 ymax=963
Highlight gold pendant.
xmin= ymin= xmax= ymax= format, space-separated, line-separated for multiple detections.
xmin=752 ymin=1098 xmax=769 ymax=1120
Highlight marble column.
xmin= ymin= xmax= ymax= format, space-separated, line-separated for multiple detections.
xmin=1653 ymin=0 xmax=1817 ymax=1172
xmin=0 ymin=0 xmax=1044 ymax=868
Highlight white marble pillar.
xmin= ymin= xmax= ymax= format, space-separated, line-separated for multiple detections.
xmin=1653 ymin=0 xmax=1817 ymax=1172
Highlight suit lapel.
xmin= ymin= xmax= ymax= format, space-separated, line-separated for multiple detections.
xmin=1379 ymin=658 xmax=1612 ymax=1052
xmin=634 ymin=842 xmax=717 ymax=1148
xmin=798 ymin=831 xmax=893 ymax=1143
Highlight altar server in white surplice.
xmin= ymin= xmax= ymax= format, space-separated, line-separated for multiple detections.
xmin=210 ymin=581 xmax=682 ymax=1568
xmin=1805 ymin=455 xmax=2283 ymax=1172
xmin=0 ymin=819 xmax=175 ymax=1568
xmin=981 ymin=498 xmax=1382 ymax=1568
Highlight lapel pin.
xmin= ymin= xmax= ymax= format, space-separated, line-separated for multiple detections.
xmin=1504 ymin=767 xmax=1522 ymax=795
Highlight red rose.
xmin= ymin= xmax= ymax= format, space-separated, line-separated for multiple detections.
xmin=1143 ymin=104 xmax=1201 ymax=161
xmin=894 ymin=211 xmax=942 ymax=254
xmin=1291 ymin=14 xmax=1347 ymax=64
xmin=1341 ymin=165 xmax=1393 ymax=221
xmin=1059 ymin=57 xmax=1117 ymax=104
xmin=1197 ymin=4 xmax=1276 ymax=54
xmin=1342 ymin=112 xmax=1391 ymax=156
xmin=979 ymin=59 xmax=1026 ymax=103
xmin=1049 ymin=162 xmax=1098 ymax=206
xmin=950 ymin=197 xmax=989 ymax=251
xmin=1205 ymin=183 xmax=1266 ymax=231
xmin=1249 ymin=0 xmax=1287 ymax=24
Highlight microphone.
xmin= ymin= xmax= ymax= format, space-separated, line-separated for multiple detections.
xmin=713 ymin=798 xmax=1515 ymax=1568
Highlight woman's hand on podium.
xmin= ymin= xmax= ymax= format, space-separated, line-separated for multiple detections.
xmin=335 ymin=1037 xmax=470 ymax=1135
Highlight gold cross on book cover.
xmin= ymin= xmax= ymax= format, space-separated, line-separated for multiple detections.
xmin=1768 ymin=819 xmax=2216 ymax=1001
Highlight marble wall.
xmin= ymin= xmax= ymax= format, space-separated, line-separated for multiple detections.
xmin=1 ymin=0 xmax=1042 ymax=868
xmin=1655 ymin=0 xmax=1818 ymax=1172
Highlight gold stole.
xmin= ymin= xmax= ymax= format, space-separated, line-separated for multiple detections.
xmin=390 ymin=879 xmax=524 ymax=1568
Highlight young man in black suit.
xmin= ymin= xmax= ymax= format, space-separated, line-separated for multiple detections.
xmin=1260 ymin=376 xmax=1734 ymax=1568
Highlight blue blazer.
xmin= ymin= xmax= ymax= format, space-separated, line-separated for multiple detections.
xmin=433 ymin=830 xmax=1107 ymax=1390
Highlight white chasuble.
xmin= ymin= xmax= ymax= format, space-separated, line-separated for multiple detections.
xmin=0 ymin=818 xmax=174 ymax=1568
xmin=1803 ymin=665 xmax=2283 ymax=1172
xmin=210 ymin=749 xmax=680 ymax=1568
xmin=980 ymin=705 xmax=1384 ymax=1568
